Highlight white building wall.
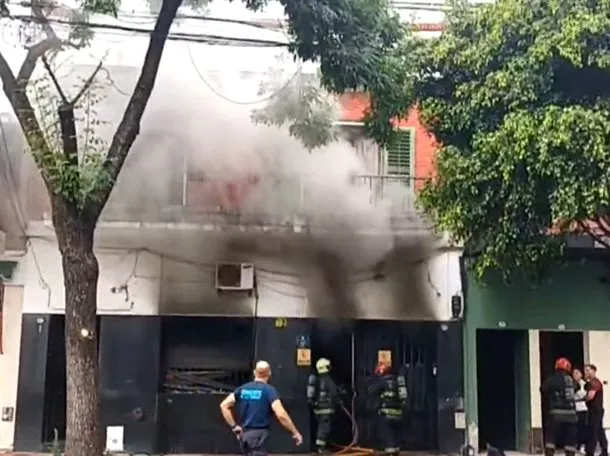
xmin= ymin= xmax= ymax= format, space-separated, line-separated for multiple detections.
xmin=22 ymin=237 xmax=462 ymax=320
xmin=529 ymin=329 xmax=542 ymax=429
xmin=0 ymin=285 xmax=23 ymax=450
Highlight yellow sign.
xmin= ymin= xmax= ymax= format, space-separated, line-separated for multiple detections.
xmin=297 ymin=348 xmax=311 ymax=366
xmin=274 ymin=318 xmax=287 ymax=328
xmin=378 ymin=350 xmax=392 ymax=366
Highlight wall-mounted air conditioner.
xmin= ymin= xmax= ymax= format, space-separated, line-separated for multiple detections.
xmin=215 ymin=263 xmax=255 ymax=291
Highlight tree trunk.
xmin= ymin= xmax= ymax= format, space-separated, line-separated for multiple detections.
xmin=53 ymin=199 xmax=101 ymax=456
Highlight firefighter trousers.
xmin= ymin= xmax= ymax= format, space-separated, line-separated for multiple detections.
xmin=544 ymin=415 xmax=577 ymax=456
xmin=314 ymin=412 xmax=333 ymax=450
xmin=377 ymin=415 xmax=402 ymax=455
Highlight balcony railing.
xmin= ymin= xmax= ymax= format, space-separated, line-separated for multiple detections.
xmin=94 ymin=174 xmax=432 ymax=231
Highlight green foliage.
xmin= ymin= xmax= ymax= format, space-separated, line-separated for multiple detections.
xmin=251 ymin=67 xmax=338 ymax=151
xmin=2 ymin=0 xmax=411 ymax=221
xmin=279 ymin=0 xmax=411 ymax=146
xmin=409 ymin=0 xmax=610 ymax=280
xmin=27 ymin=71 xmax=112 ymax=210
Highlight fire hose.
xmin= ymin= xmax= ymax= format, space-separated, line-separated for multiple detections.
xmin=326 ymin=404 xmax=375 ymax=455
xmin=326 ymin=394 xmax=376 ymax=456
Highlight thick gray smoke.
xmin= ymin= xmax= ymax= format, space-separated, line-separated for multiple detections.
xmin=23 ymin=53 xmax=439 ymax=319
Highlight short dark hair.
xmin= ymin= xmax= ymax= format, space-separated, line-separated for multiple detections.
xmin=585 ymin=364 xmax=597 ymax=372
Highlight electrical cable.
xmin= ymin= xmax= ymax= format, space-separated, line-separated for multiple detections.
xmin=7 ymin=14 xmax=290 ymax=46
xmin=0 ymin=116 xmax=51 ymax=293
xmin=186 ymin=41 xmax=301 ymax=105
xmin=110 ymin=12 xmax=278 ymax=29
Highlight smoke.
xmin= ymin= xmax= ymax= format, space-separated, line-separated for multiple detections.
xmin=33 ymin=57 xmax=439 ymax=319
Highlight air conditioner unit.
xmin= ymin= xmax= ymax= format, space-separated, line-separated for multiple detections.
xmin=215 ymin=263 xmax=255 ymax=291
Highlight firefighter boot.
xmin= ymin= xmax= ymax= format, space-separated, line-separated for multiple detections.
xmin=544 ymin=445 xmax=555 ymax=456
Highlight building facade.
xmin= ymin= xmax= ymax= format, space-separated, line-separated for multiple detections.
xmin=463 ymin=256 xmax=610 ymax=454
xmin=0 ymin=57 xmax=466 ymax=454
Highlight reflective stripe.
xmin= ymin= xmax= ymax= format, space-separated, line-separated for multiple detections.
xmin=380 ymin=408 xmax=402 ymax=416
xmin=550 ymin=409 xmax=576 ymax=415
xmin=545 ymin=443 xmax=556 ymax=449
xmin=314 ymin=408 xmax=333 ymax=415
xmin=316 ymin=440 xmax=326 ymax=446
xmin=565 ymin=447 xmax=577 ymax=452
xmin=384 ymin=448 xmax=400 ymax=453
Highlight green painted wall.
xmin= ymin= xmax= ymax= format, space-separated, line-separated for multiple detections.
xmin=463 ymin=260 xmax=610 ymax=451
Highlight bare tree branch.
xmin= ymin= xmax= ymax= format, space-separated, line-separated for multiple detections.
xmin=594 ymin=213 xmax=610 ymax=237
xmin=16 ymin=37 xmax=61 ymax=88
xmin=0 ymin=52 xmax=54 ymax=187
xmin=41 ymin=55 xmax=68 ymax=103
xmin=70 ymin=58 xmax=104 ymax=105
xmin=577 ymin=220 xmax=610 ymax=249
xmin=14 ymin=0 xmax=64 ymax=88
xmin=88 ymin=0 xmax=183 ymax=218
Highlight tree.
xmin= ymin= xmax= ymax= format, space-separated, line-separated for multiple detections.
xmin=0 ymin=0 xmax=408 ymax=456
xmin=402 ymin=0 xmax=610 ymax=280
xmin=251 ymin=65 xmax=338 ymax=151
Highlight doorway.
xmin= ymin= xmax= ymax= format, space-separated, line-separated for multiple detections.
xmin=310 ymin=320 xmax=354 ymax=448
xmin=539 ymin=331 xmax=584 ymax=443
xmin=477 ymin=329 xmax=527 ymax=451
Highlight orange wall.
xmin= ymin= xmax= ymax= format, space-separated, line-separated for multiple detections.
xmin=339 ymin=93 xmax=437 ymax=180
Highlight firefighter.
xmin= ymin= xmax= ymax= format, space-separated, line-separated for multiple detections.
xmin=368 ymin=361 xmax=407 ymax=456
xmin=540 ymin=357 xmax=578 ymax=456
xmin=306 ymin=358 xmax=339 ymax=453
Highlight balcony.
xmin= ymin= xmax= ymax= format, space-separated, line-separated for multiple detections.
xmin=97 ymin=173 xmax=432 ymax=234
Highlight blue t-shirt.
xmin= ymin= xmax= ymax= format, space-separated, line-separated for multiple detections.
xmin=233 ymin=381 xmax=279 ymax=429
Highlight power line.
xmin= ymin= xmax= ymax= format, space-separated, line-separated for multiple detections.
xmin=7 ymin=14 xmax=290 ymax=46
xmin=0 ymin=115 xmax=50 ymax=292
xmin=186 ymin=42 xmax=301 ymax=105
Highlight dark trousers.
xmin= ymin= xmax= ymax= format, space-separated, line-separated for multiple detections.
xmin=578 ymin=411 xmax=589 ymax=447
xmin=315 ymin=413 xmax=333 ymax=449
xmin=544 ymin=416 xmax=577 ymax=455
xmin=377 ymin=416 xmax=401 ymax=454
xmin=240 ymin=429 xmax=269 ymax=456
xmin=586 ymin=409 xmax=608 ymax=456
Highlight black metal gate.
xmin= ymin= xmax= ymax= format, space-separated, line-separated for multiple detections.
xmin=157 ymin=317 xmax=254 ymax=454
xmin=353 ymin=321 xmax=438 ymax=451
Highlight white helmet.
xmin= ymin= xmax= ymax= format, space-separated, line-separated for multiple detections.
xmin=316 ymin=358 xmax=331 ymax=374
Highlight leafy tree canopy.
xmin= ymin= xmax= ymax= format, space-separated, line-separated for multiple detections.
xmin=408 ymin=0 xmax=610 ymax=280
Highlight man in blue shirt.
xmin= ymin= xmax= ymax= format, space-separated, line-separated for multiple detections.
xmin=220 ymin=360 xmax=303 ymax=456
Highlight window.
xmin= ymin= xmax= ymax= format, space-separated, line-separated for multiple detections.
xmin=385 ymin=129 xmax=414 ymax=177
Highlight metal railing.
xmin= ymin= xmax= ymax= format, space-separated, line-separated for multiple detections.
xmin=97 ymin=174 xmax=430 ymax=229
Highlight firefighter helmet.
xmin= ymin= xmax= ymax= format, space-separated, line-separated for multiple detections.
xmin=555 ymin=357 xmax=572 ymax=372
xmin=316 ymin=358 xmax=331 ymax=374
xmin=375 ymin=361 xmax=390 ymax=376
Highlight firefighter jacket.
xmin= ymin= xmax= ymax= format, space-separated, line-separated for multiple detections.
xmin=307 ymin=373 xmax=338 ymax=415
xmin=540 ymin=370 xmax=578 ymax=423
xmin=368 ymin=373 xmax=406 ymax=419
